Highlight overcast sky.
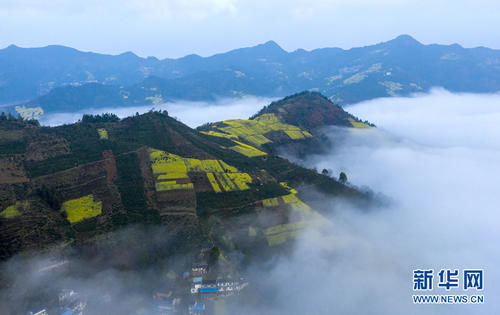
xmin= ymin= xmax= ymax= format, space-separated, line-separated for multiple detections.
xmin=0 ymin=0 xmax=499 ymax=58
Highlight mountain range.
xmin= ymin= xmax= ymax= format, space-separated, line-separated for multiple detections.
xmin=2 ymin=35 xmax=500 ymax=119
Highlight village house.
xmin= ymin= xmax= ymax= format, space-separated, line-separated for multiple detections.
xmin=188 ymin=301 xmax=206 ymax=314
xmin=153 ymin=291 xmax=173 ymax=300
xmin=191 ymin=280 xmax=217 ymax=294
xmin=193 ymin=276 xmax=203 ymax=283
xmin=58 ymin=289 xmax=87 ymax=314
xmin=191 ymin=279 xmax=249 ymax=296
xmin=191 ymin=263 xmax=208 ymax=276
xmin=156 ymin=296 xmax=181 ymax=314
xmin=215 ymin=279 xmax=249 ymax=296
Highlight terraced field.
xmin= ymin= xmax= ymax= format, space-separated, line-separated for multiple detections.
xmin=280 ymin=181 xmax=297 ymax=194
xmin=0 ymin=107 xmax=367 ymax=260
xmin=155 ymin=181 xmax=194 ymax=192
xmin=260 ymin=183 xmax=329 ymax=246
xmin=264 ymin=222 xmax=308 ymax=246
xmin=200 ymin=130 xmax=237 ymax=139
xmin=204 ymin=113 xmax=312 ymax=151
xmin=149 ymin=149 xmax=252 ymax=193
xmin=348 ymin=117 xmax=371 ymax=128
xmin=229 ymin=141 xmax=267 ymax=157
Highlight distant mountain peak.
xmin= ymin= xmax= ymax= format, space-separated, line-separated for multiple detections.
xmin=263 ymin=40 xmax=280 ymax=47
xmin=389 ymin=34 xmax=422 ymax=46
xmin=255 ymin=40 xmax=286 ymax=53
xmin=119 ymin=51 xmax=138 ymax=58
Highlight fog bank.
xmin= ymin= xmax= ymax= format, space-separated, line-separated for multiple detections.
xmin=260 ymin=89 xmax=500 ymax=314
xmin=39 ymin=96 xmax=276 ymax=128
xmin=4 ymin=90 xmax=500 ymax=314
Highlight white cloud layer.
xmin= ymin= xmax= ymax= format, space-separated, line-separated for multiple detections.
xmin=2 ymin=90 xmax=500 ymax=314
xmin=39 ymin=96 xmax=276 ymax=128
xmin=261 ymin=89 xmax=500 ymax=314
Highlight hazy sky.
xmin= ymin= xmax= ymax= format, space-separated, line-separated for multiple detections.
xmin=0 ymin=0 xmax=499 ymax=58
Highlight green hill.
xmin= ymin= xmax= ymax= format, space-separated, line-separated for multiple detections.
xmin=0 ymin=106 xmax=368 ymax=260
xmin=198 ymin=91 xmax=372 ymax=157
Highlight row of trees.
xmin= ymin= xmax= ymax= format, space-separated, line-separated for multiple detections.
xmin=81 ymin=113 xmax=120 ymax=123
xmin=0 ymin=112 xmax=40 ymax=126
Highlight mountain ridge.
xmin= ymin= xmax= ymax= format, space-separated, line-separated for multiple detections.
xmin=0 ymin=92 xmax=371 ymax=260
xmin=3 ymin=34 xmax=500 ymax=118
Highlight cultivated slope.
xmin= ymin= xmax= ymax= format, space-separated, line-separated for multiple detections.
xmin=198 ymin=91 xmax=371 ymax=156
xmin=0 ymin=109 xmax=366 ymax=260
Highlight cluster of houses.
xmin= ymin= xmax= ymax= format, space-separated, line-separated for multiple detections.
xmin=27 ymin=289 xmax=86 ymax=315
xmin=152 ymin=290 xmax=182 ymax=314
xmin=26 ymin=245 xmax=249 ymax=315
xmin=58 ymin=289 xmax=86 ymax=315
xmin=190 ymin=278 xmax=248 ymax=296
xmin=184 ymin=244 xmax=249 ymax=314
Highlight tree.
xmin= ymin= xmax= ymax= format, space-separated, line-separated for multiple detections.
xmin=37 ymin=185 xmax=62 ymax=210
xmin=321 ymin=168 xmax=329 ymax=176
xmin=209 ymin=246 xmax=221 ymax=266
xmin=339 ymin=172 xmax=347 ymax=184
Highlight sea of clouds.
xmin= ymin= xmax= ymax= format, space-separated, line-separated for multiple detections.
xmin=4 ymin=89 xmax=500 ymax=314
xmin=39 ymin=96 xmax=277 ymax=128
xmin=241 ymin=89 xmax=500 ymax=314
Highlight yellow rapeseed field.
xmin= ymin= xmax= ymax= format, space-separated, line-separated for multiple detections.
xmin=264 ymin=222 xmax=308 ymax=246
xmin=206 ymin=173 xmax=222 ymax=193
xmin=348 ymin=117 xmax=371 ymax=128
xmin=261 ymin=193 xmax=330 ymax=246
xmin=200 ymin=130 xmax=237 ymax=139
xmin=219 ymin=160 xmax=239 ymax=173
xmin=280 ymin=182 xmax=298 ymax=194
xmin=155 ymin=181 xmax=194 ymax=191
xmin=61 ymin=195 xmax=102 ymax=224
xmin=215 ymin=173 xmax=236 ymax=191
xmin=149 ymin=149 xmax=252 ymax=193
xmin=230 ymin=141 xmax=267 ymax=157
xmin=0 ymin=201 xmax=28 ymax=218
xmin=200 ymin=113 xmax=313 ymax=157
xmin=210 ymin=113 xmax=312 ymax=147
xmin=227 ymin=173 xmax=252 ymax=190
xmin=200 ymin=160 xmax=224 ymax=173
xmin=97 ymin=128 xmax=109 ymax=139
xmin=262 ymin=197 xmax=280 ymax=207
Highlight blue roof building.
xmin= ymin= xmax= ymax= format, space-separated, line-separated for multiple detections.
xmin=194 ymin=304 xmax=206 ymax=311
xmin=199 ymin=287 xmax=219 ymax=293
